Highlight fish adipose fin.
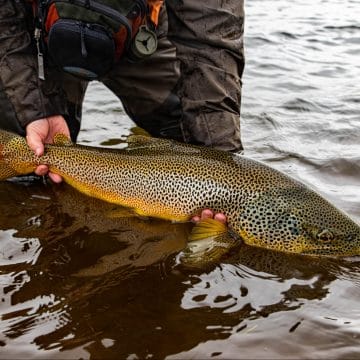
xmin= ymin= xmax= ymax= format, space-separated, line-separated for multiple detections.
xmin=179 ymin=218 xmax=239 ymax=269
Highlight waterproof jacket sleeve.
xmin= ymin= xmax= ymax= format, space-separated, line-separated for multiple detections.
xmin=0 ymin=1 xmax=67 ymax=133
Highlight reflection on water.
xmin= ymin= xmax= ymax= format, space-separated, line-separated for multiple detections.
xmin=1 ymin=0 xmax=360 ymax=358
xmin=1 ymin=179 xmax=359 ymax=358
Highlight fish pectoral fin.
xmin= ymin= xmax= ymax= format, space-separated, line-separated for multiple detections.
xmin=53 ymin=133 xmax=73 ymax=146
xmin=179 ymin=219 xmax=238 ymax=269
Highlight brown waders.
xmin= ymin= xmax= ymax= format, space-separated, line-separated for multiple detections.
xmin=0 ymin=0 xmax=245 ymax=151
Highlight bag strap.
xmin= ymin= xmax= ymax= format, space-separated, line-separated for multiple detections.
xmin=40 ymin=0 xmax=147 ymax=26
xmin=147 ymin=0 xmax=163 ymax=27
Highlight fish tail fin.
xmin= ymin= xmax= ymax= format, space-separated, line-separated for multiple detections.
xmin=0 ymin=130 xmax=35 ymax=180
xmin=0 ymin=155 xmax=19 ymax=180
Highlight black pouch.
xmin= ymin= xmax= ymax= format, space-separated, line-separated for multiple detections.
xmin=47 ymin=19 xmax=116 ymax=80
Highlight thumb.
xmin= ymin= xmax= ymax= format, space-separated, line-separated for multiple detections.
xmin=26 ymin=130 xmax=45 ymax=157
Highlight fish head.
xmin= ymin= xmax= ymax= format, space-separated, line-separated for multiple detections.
xmin=239 ymin=186 xmax=360 ymax=256
xmin=296 ymin=221 xmax=360 ymax=256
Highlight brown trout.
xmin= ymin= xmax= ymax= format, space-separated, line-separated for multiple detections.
xmin=0 ymin=129 xmax=359 ymax=265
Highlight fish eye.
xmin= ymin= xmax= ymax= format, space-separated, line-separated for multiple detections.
xmin=316 ymin=229 xmax=334 ymax=242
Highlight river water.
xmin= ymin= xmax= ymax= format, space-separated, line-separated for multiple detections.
xmin=1 ymin=0 xmax=360 ymax=358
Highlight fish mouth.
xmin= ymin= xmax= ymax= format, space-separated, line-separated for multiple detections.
xmin=299 ymin=239 xmax=360 ymax=257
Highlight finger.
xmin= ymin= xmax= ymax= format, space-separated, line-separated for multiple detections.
xmin=214 ymin=213 xmax=227 ymax=224
xmin=200 ymin=209 xmax=214 ymax=220
xmin=48 ymin=172 xmax=63 ymax=184
xmin=47 ymin=115 xmax=71 ymax=140
xmin=191 ymin=215 xmax=201 ymax=223
xmin=34 ymin=165 xmax=49 ymax=176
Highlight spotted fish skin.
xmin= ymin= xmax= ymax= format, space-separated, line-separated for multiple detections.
xmin=0 ymin=129 xmax=359 ymax=256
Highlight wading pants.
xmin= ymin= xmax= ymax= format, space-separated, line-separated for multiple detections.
xmin=0 ymin=0 xmax=245 ymax=151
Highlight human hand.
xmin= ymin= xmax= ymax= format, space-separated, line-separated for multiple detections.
xmin=192 ymin=209 xmax=227 ymax=224
xmin=26 ymin=115 xmax=70 ymax=183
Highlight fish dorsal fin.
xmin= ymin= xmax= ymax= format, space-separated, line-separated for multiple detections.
xmin=53 ymin=133 xmax=73 ymax=146
xmin=126 ymin=135 xmax=175 ymax=150
xmin=127 ymin=135 xmax=200 ymax=155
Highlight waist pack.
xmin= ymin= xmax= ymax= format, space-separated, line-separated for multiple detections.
xmin=34 ymin=0 xmax=161 ymax=80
